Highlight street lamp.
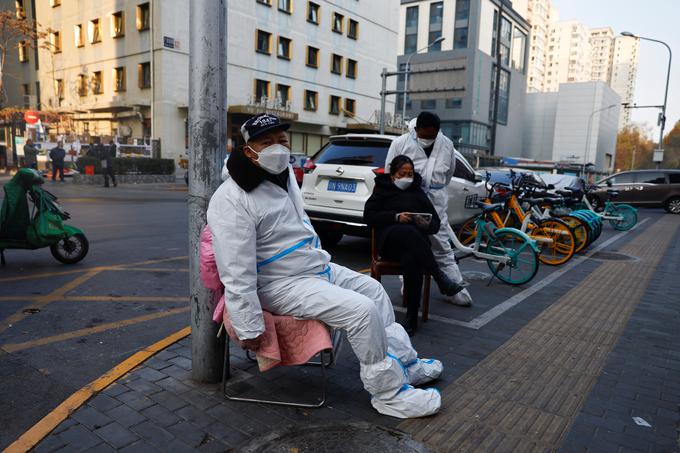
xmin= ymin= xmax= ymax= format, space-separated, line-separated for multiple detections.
xmin=401 ymin=36 xmax=445 ymax=132
xmin=621 ymin=31 xmax=672 ymax=167
xmin=582 ymin=103 xmax=618 ymax=177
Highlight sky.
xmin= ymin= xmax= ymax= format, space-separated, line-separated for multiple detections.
xmin=551 ymin=0 xmax=679 ymax=141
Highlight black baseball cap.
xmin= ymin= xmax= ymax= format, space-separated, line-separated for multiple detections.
xmin=240 ymin=113 xmax=290 ymax=143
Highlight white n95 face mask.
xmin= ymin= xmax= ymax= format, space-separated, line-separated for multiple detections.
xmin=417 ymin=137 xmax=435 ymax=148
xmin=394 ymin=177 xmax=413 ymax=190
xmin=250 ymin=144 xmax=290 ymax=174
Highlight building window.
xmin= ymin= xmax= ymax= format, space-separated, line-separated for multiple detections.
xmin=421 ymin=99 xmax=436 ymax=109
xmin=77 ymin=74 xmax=88 ymax=96
xmin=512 ymin=28 xmax=527 ymax=73
xmin=92 ymin=71 xmax=103 ymax=94
xmin=307 ymin=2 xmax=320 ymax=24
xmin=331 ymin=54 xmax=343 ymax=75
xmin=329 ymin=95 xmax=341 ymax=115
xmin=492 ymin=12 xmax=511 ymax=65
xmin=256 ymin=30 xmax=272 ymax=54
xmin=89 ymin=19 xmax=102 ymax=43
xmin=454 ymin=27 xmax=468 ymax=49
xmin=138 ymin=62 xmax=151 ymax=88
xmin=489 ymin=66 xmax=510 ymax=125
xmin=74 ymin=24 xmax=84 ymax=47
xmin=304 ymin=89 xmax=318 ymax=111
xmin=332 ymin=12 xmax=343 ymax=34
xmin=111 ymin=11 xmax=125 ymax=38
xmin=348 ymin=19 xmax=358 ymax=40
xmin=446 ymin=98 xmax=463 ymax=109
xmin=346 ymin=58 xmax=357 ymax=79
xmin=254 ymin=79 xmax=270 ymax=101
xmin=275 ymin=83 xmax=290 ymax=106
xmin=404 ymin=6 xmax=418 ymax=54
xmin=454 ymin=0 xmax=469 ymax=49
xmin=50 ymin=0 xmax=61 ymax=6
xmin=50 ymin=31 xmax=62 ymax=53
xmin=428 ymin=2 xmax=443 ymax=51
xmin=344 ymin=98 xmax=356 ymax=116
xmin=306 ymin=46 xmax=319 ymax=68
xmin=277 ymin=36 xmax=291 ymax=59
xmin=21 ymin=83 xmax=29 ymax=107
xmin=55 ymin=79 xmax=64 ymax=100
xmin=137 ymin=3 xmax=150 ymax=31
xmin=257 ymin=0 xmax=272 ymax=5
xmin=18 ymin=41 xmax=29 ymax=62
xmin=15 ymin=0 xmax=25 ymax=19
xmin=455 ymin=0 xmax=469 ymax=21
xmin=113 ymin=66 xmax=126 ymax=92
xmin=278 ymin=0 xmax=292 ymax=14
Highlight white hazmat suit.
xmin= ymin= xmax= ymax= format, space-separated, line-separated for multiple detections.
xmin=385 ymin=130 xmax=474 ymax=306
xmin=207 ymin=160 xmax=442 ymax=418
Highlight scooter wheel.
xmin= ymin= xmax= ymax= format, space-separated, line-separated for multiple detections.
xmin=50 ymin=233 xmax=89 ymax=264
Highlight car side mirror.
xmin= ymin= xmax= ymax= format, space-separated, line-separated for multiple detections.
xmin=606 ymin=180 xmax=613 ymax=187
xmin=474 ymin=173 xmax=483 ymax=183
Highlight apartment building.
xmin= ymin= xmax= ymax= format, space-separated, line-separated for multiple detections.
xmin=544 ymin=21 xmax=592 ymax=92
xmin=34 ymin=0 xmax=189 ymax=160
xmin=589 ymin=27 xmax=614 ymax=82
xmin=226 ymin=0 xmax=398 ymax=154
xmin=610 ymin=36 xmax=639 ymax=127
xmin=2 ymin=0 xmax=40 ymax=109
xmin=397 ymin=0 xmax=530 ymax=157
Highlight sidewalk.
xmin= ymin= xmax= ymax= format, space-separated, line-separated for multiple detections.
xmin=22 ymin=215 xmax=680 ymax=452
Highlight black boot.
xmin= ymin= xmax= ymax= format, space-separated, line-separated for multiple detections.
xmin=432 ymin=269 xmax=466 ymax=297
xmin=402 ymin=311 xmax=418 ymax=337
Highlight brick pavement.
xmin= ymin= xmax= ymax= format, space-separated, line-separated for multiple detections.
xmin=31 ymin=215 xmax=680 ymax=452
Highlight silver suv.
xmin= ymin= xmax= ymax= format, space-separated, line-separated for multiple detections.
xmin=301 ymin=134 xmax=485 ymax=245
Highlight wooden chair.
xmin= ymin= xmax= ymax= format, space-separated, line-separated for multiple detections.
xmin=369 ymin=229 xmax=431 ymax=322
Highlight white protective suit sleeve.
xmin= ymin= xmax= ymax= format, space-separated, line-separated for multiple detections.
xmin=207 ymin=192 xmax=265 ymax=340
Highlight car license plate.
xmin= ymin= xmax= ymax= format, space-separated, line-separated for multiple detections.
xmin=327 ymin=180 xmax=357 ymax=193
xmin=464 ymin=194 xmax=479 ymax=209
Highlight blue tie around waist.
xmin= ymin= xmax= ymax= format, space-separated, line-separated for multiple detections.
xmin=256 ymin=237 xmax=314 ymax=272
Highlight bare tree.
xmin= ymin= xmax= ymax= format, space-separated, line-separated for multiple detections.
xmin=0 ymin=10 xmax=44 ymax=106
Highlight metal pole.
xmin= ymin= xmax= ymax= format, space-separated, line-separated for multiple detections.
xmin=188 ymin=0 xmax=227 ymax=383
xmin=489 ymin=1 xmax=504 ymax=157
xmin=582 ymin=110 xmax=595 ymax=178
xmin=401 ymin=57 xmax=411 ymax=133
xmin=379 ymin=68 xmax=387 ymax=135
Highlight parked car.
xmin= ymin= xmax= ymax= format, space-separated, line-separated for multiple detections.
xmin=289 ymin=153 xmax=308 ymax=187
xmin=593 ymin=169 xmax=680 ymax=214
xmin=301 ymin=134 xmax=486 ymax=246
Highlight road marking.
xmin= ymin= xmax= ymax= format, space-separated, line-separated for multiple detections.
xmin=64 ymin=296 xmax=187 ymax=302
xmin=110 ymin=267 xmax=189 ymax=273
xmin=3 ymin=326 xmax=191 ymax=453
xmin=0 ymin=307 xmax=189 ymax=353
xmin=415 ymin=218 xmax=651 ymax=330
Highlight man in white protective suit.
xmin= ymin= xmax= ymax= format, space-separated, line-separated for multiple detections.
xmin=207 ymin=113 xmax=442 ymax=418
xmin=385 ymin=112 xmax=473 ymax=307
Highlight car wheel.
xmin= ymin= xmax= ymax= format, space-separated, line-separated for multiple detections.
xmin=318 ymin=230 xmax=343 ymax=248
xmin=664 ymin=197 xmax=680 ymax=214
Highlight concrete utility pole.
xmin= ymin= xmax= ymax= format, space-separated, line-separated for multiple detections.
xmin=188 ymin=0 xmax=227 ymax=383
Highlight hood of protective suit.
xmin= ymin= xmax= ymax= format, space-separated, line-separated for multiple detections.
xmin=221 ymin=156 xmax=230 ymax=181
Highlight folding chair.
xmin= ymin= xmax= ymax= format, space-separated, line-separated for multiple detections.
xmin=369 ymin=229 xmax=431 ymax=322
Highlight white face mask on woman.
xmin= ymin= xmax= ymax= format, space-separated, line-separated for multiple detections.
xmin=394 ymin=177 xmax=413 ymax=190
xmin=417 ymin=137 xmax=435 ymax=148
xmin=248 ymin=143 xmax=290 ymax=174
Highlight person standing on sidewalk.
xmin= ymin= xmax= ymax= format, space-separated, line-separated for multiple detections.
xmin=385 ymin=111 xmax=473 ymax=307
xmin=49 ymin=141 xmax=66 ymax=182
xmin=102 ymin=140 xmax=117 ymax=187
xmin=23 ymin=139 xmax=38 ymax=169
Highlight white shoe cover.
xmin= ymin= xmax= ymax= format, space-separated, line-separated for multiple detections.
xmin=371 ymin=385 xmax=441 ymax=419
xmin=407 ymin=358 xmax=443 ymax=386
xmin=444 ymin=288 xmax=473 ymax=307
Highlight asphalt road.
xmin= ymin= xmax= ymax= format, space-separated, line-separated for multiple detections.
xmin=0 ymin=179 xmax=668 ymax=449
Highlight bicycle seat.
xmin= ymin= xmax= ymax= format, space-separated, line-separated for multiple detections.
xmin=476 ymin=201 xmax=505 ymax=213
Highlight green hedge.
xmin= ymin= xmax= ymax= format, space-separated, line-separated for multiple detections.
xmin=76 ymin=157 xmax=175 ymax=175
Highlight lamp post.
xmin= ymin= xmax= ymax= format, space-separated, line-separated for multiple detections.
xmin=621 ymin=31 xmax=672 ymax=168
xmin=582 ymin=103 xmax=618 ymax=177
xmin=401 ymin=36 xmax=445 ymax=132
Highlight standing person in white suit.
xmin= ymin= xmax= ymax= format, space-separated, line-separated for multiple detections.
xmin=385 ymin=112 xmax=473 ymax=307
xmin=207 ymin=113 xmax=442 ymax=418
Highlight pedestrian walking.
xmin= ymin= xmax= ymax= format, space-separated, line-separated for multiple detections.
xmin=23 ymin=139 xmax=38 ymax=170
xmin=385 ymin=111 xmax=473 ymax=307
xmin=102 ymin=140 xmax=117 ymax=187
xmin=49 ymin=141 xmax=66 ymax=182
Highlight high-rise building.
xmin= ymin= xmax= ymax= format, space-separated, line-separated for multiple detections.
xmin=589 ymin=27 xmax=615 ymax=82
xmin=544 ymin=21 xmax=592 ymax=92
xmin=610 ymin=36 xmax=639 ymax=127
xmin=396 ymin=0 xmax=530 ymax=157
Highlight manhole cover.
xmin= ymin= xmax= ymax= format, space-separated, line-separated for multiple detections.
xmin=237 ymin=422 xmax=430 ymax=453
xmin=462 ymin=271 xmax=492 ymax=281
xmin=590 ymin=251 xmax=638 ymax=262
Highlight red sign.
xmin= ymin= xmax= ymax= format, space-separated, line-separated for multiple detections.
xmin=24 ymin=110 xmax=40 ymax=125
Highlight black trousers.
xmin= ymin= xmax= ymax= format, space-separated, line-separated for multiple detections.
xmin=104 ymin=167 xmax=117 ymax=187
xmin=380 ymin=225 xmax=439 ymax=315
xmin=52 ymin=163 xmax=64 ymax=181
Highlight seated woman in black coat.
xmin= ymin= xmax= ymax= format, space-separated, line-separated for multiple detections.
xmin=364 ymin=155 xmax=464 ymax=335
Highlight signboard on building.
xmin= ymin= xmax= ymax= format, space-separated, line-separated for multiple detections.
xmin=228 ymin=105 xmax=298 ymax=122
xmin=408 ymin=58 xmax=467 ymax=101
xmin=163 ymin=36 xmax=179 ymax=49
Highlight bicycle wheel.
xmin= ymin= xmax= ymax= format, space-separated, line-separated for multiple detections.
xmin=456 ymin=217 xmax=478 ymax=246
xmin=608 ymin=204 xmax=637 ymax=231
xmin=560 ymin=215 xmax=589 ymax=254
xmin=484 ymin=229 xmax=539 ymax=286
xmin=532 ymin=218 xmax=575 ymax=266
